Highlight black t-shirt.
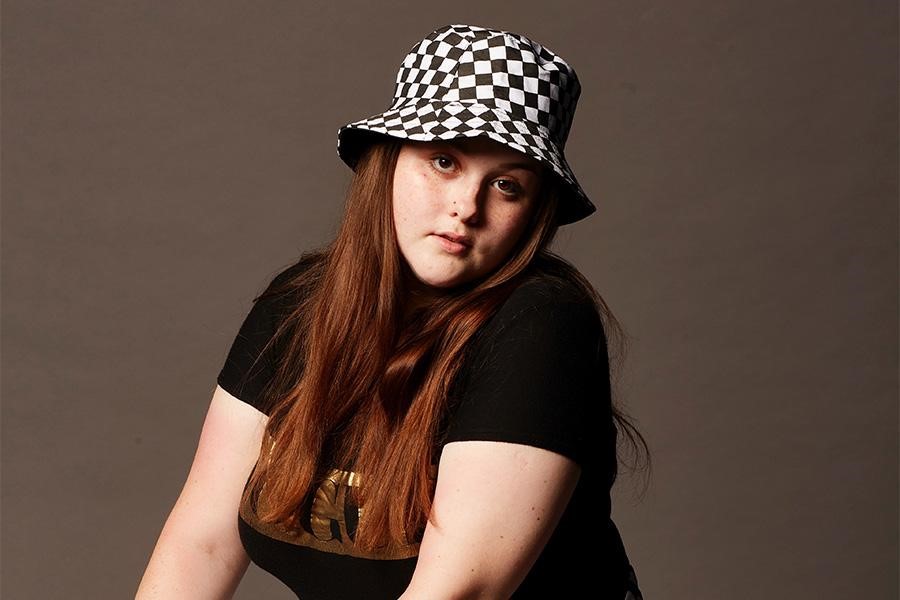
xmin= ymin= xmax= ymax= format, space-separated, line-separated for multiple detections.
xmin=217 ymin=262 xmax=644 ymax=599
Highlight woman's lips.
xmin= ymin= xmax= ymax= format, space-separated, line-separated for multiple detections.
xmin=432 ymin=233 xmax=471 ymax=254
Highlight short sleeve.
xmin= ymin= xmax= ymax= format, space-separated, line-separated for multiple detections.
xmin=441 ymin=282 xmax=610 ymax=467
xmin=216 ymin=264 xmax=305 ymax=415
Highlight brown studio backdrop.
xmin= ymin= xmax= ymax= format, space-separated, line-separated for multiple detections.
xmin=2 ymin=1 xmax=897 ymax=598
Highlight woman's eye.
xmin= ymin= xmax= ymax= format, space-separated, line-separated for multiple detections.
xmin=494 ymin=179 xmax=522 ymax=196
xmin=430 ymin=155 xmax=455 ymax=172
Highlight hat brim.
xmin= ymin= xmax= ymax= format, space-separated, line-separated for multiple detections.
xmin=336 ymin=99 xmax=595 ymax=225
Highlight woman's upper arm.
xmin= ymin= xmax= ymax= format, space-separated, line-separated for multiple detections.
xmin=400 ymin=439 xmax=581 ymax=600
xmin=400 ymin=283 xmax=607 ymax=598
xmin=160 ymin=384 xmax=268 ymax=565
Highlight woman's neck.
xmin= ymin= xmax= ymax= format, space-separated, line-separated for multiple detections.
xmin=402 ymin=286 xmax=438 ymax=319
xmin=400 ymin=268 xmax=442 ymax=321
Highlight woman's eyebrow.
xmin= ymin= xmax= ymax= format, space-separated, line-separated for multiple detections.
xmin=494 ymin=161 xmax=540 ymax=174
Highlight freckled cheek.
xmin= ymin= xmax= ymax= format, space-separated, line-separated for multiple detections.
xmin=393 ymin=188 xmax=414 ymax=216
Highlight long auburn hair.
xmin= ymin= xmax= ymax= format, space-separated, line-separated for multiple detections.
xmin=239 ymin=136 xmax=650 ymax=552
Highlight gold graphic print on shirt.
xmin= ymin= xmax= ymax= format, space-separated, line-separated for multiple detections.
xmin=308 ymin=468 xmax=361 ymax=543
xmin=240 ymin=465 xmax=437 ymax=560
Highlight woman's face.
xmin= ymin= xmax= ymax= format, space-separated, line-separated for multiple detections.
xmin=392 ymin=136 xmax=544 ymax=293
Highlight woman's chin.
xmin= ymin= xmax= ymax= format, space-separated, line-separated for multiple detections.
xmin=419 ymin=265 xmax=477 ymax=287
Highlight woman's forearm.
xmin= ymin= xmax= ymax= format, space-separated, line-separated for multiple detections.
xmin=136 ymin=389 xmax=267 ymax=599
xmin=135 ymin=514 xmax=250 ymax=599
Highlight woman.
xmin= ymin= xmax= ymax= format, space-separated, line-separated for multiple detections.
xmin=137 ymin=23 xmax=648 ymax=600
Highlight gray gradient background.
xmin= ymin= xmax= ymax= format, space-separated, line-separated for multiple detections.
xmin=3 ymin=2 xmax=897 ymax=599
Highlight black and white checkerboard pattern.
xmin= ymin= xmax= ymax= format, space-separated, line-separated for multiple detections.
xmin=337 ymin=24 xmax=595 ymax=225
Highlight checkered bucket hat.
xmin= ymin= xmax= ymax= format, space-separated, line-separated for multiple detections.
xmin=336 ymin=24 xmax=595 ymax=225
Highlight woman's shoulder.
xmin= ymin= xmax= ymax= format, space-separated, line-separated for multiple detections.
xmin=494 ymin=269 xmax=600 ymax=323
xmin=252 ymin=251 xmax=326 ymax=311
xmin=226 ymin=252 xmax=325 ymax=344
xmin=216 ymin=253 xmax=325 ymax=411
xmin=465 ymin=269 xmax=605 ymax=356
xmin=261 ymin=251 xmax=325 ymax=296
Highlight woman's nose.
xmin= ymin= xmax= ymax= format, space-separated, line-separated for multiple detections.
xmin=447 ymin=179 xmax=483 ymax=223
